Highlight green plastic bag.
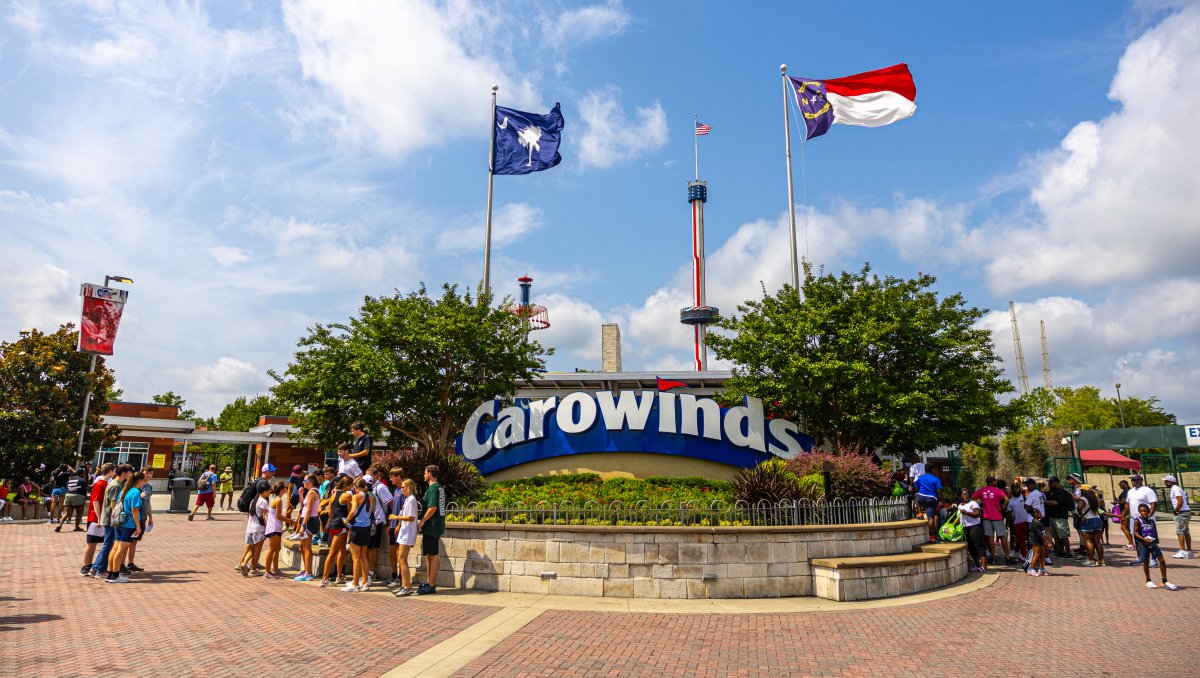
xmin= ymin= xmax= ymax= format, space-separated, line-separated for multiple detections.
xmin=938 ymin=510 xmax=964 ymax=542
xmin=891 ymin=481 xmax=906 ymax=497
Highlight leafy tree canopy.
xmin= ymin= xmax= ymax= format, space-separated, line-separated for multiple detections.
xmin=708 ymin=262 xmax=1015 ymax=454
xmin=212 ymin=394 xmax=295 ymax=432
xmin=270 ymin=284 xmax=551 ymax=453
xmin=0 ymin=324 xmax=118 ymax=479
xmin=152 ymin=390 xmax=196 ymax=422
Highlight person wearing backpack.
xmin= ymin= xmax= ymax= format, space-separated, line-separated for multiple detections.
xmin=92 ymin=465 xmax=131 ymax=578
xmin=320 ymin=476 xmax=352 ymax=588
xmin=238 ymin=483 xmax=271 ymax=577
xmin=57 ymin=467 xmax=89 ymax=532
xmin=188 ymin=464 xmax=219 ymax=522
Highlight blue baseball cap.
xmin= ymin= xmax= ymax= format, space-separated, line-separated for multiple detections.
xmin=261 ymin=463 xmax=277 ymax=473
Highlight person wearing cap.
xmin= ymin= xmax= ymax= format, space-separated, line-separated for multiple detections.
xmin=218 ymin=466 xmax=235 ymax=510
xmin=1125 ymin=474 xmax=1158 ymax=566
xmin=286 ymin=464 xmax=304 ymax=512
xmin=189 ymin=464 xmax=220 ymax=522
xmin=1067 ymin=473 xmax=1088 ymax=559
xmin=1164 ymin=475 xmax=1192 ymax=558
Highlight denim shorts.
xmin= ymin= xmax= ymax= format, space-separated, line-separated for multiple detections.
xmin=1080 ymin=517 xmax=1104 ymax=533
xmin=1137 ymin=541 xmax=1163 ymax=562
xmin=114 ymin=526 xmax=137 ymax=543
xmin=51 ymin=488 xmax=67 ymax=497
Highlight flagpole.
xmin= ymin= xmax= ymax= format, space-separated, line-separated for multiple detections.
xmin=780 ymin=64 xmax=800 ymax=291
xmin=694 ymin=113 xmax=699 ymax=181
xmin=74 ymin=353 xmax=98 ymax=463
xmin=482 ymin=84 xmax=498 ymax=299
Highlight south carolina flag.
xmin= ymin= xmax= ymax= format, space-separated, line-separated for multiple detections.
xmin=789 ymin=64 xmax=916 ymax=140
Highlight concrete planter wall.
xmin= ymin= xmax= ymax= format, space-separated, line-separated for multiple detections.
xmin=434 ymin=519 xmax=964 ymax=600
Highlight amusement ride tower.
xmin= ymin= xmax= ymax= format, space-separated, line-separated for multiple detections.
xmin=507 ymin=275 xmax=550 ymax=331
xmin=680 ymin=121 xmax=718 ymax=370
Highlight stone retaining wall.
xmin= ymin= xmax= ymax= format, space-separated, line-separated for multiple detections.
xmin=437 ymin=519 xmax=937 ymax=599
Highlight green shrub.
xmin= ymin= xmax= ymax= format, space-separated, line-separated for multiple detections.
xmin=787 ymin=450 xmax=892 ymax=498
xmin=797 ymin=473 xmax=825 ymax=500
xmin=471 ymin=475 xmax=734 ymax=506
xmin=730 ymin=459 xmax=804 ymax=504
xmin=371 ymin=447 xmax=484 ymax=500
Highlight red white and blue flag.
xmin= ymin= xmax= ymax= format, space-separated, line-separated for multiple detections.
xmin=789 ymin=64 xmax=916 ymax=140
xmin=695 ymin=121 xmax=711 ymax=136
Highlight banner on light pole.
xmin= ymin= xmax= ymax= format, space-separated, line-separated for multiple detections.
xmin=78 ymin=283 xmax=129 ymax=355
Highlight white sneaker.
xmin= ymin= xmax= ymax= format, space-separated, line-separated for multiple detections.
xmin=108 ymin=575 xmax=131 ymax=584
xmin=1145 ymin=581 xmax=1158 ymax=588
xmin=1164 ymin=581 xmax=1178 ymax=591
xmin=366 ymin=573 xmax=373 ymax=587
xmin=1186 ymin=551 xmax=1195 ymax=559
xmin=340 ymin=583 xmax=359 ymax=592
xmin=1172 ymin=551 xmax=1186 ymax=558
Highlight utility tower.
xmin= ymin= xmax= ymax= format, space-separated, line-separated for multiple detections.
xmin=1040 ymin=320 xmax=1053 ymax=390
xmin=1009 ymin=301 xmax=1030 ymax=396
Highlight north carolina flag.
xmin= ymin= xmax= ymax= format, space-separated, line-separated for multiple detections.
xmin=789 ymin=64 xmax=916 ymax=140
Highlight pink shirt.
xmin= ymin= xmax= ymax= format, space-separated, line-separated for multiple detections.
xmin=972 ymin=486 xmax=1008 ymax=522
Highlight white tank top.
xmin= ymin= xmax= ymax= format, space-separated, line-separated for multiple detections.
xmin=265 ymin=499 xmax=284 ymax=534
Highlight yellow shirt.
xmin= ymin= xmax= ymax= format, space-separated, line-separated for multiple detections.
xmin=218 ymin=472 xmax=234 ymax=493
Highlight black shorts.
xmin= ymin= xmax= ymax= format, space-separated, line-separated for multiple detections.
xmin=265 ymin=531 xmax=282 ymax=539
xmin=349 ymin=526 xmax=372 ymax=547
xmin=304 ymin=517 xmax=321 ymax=535
xmin=368 ymin=525 xmax=384 ymax=549
xmin=86 ymin=522 xmax=105 ymax=544
xmin=421 ymin=533 xmax=441 ymax=556
xmin=132 ymin=519 xmax=147 ymax=541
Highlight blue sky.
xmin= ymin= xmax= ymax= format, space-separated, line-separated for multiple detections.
xmin=1 ymin=0 xmax=1198 ymax=422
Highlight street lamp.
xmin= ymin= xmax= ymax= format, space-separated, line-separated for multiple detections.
xmin=105 ymin=275 xmax=133 ymax=287
xmin=1115 ymin=383 xmax=1126 ymax=428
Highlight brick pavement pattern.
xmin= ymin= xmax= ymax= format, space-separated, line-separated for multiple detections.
xmin=0 ymin=512 xmax=497 ymax=678
xmin=4 ymin=512 xmax=1199 ymax=677
xmin=455 ymin=547 xmax=1200 ymax=677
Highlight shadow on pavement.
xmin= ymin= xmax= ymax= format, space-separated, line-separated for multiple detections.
xmin=0 ymin=613 xmax=64 ymax=631
xmin=136 ymin=570 xmax=204 ymax=584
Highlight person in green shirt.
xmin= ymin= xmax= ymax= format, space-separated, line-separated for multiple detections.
xmin=218 ymin=467 xmax=235 ymax=510
xmin=417 ymin=465 xmax=445 ymax=595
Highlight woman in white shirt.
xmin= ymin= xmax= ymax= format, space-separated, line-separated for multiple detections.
xmin=957 ymin=488 xmax=987 ymax=574
xmin=388 ymin=478 xmax=421 ymax=597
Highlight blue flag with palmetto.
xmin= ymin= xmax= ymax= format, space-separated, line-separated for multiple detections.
xmin=493 ymin=103 xmax=564 ymax=175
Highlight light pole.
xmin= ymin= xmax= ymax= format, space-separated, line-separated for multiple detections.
xmin=1115 ymin=383 xmax=1126 ymax=428
xmin=75 ymin=275 xmax=134 ymax=463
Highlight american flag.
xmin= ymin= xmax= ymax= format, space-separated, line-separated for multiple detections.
xmin=695 ymin=122 xmax=711 ymax=136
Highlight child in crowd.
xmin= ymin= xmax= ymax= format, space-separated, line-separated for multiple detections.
xmin=1026 ymin=506 xmax=1048 ymax=576
xmin=239 ymin=484 xmax=270 ymax=577
xmin=320 ymin=476 xmax=352 ymax=587
xmin=1133 ymin=504 xmax=1178 ymax=590
xmin=389 ymin=477 xmax=420 ymax=597
xmin=262 ymin=481 xmax=289 ymax=579
xmin=385 ymin=468 xmax=406 ymax=587
xmin=0 ymin=479 xmax=9 ymax=520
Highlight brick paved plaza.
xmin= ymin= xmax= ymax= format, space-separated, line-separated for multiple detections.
xmin=2 ymin=510 xmax=1197 ymax=677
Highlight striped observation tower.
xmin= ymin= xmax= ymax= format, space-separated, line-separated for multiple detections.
xmin=680 ymin=118 xmax=719 ymax=370
xmin=507 ymin=275 xmax=550 ymax=331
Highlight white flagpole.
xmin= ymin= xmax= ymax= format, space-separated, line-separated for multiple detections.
xmin=482 ymin=84 xmax=498 ymax=298
xmin=694 ymin=113 xmax=699 ymax=181
xmin=781 ymin=65 xmax=800 ymax=291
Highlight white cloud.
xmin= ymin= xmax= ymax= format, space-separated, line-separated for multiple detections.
xmin=283 ymin=0 xmax=541 ymax=158
xmin=436 ymin=203 xmax=543 ymax=253
xmin=536 ymin=293 xmax=606 ymax=364
xmin=577 ymin=87 xmax=668 ymax=168
xmin=208 ymin=246 xmax=251 ymax=268
xmin=983 ymin=7 xmax=1200 ymax=293
xmin=542 ymin=2 xmax=630 ymax=51
xmin=175 ymin=356 xmax=269 ymax=417
xmin=0 ymin=261 xmax=75 ymax=332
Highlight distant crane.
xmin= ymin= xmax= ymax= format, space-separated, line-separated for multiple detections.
xmin=1009 ymin=301 xmax=1030 ymax=396
xmin=1040 ymin=320 xmax=1053 ymax=391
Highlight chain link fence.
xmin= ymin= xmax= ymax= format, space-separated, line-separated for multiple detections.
xmin=445 ymin=496 xmax=911 ymax=527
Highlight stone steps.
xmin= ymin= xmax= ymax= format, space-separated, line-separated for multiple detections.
xmin=811 ymin=542 xmax=968 ymax=602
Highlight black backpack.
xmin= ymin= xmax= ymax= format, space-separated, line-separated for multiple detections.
xmin=236 ymin=481 xmax=261 ymax=513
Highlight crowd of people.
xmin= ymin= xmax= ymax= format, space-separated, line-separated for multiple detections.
xmin=906 ymin=464 xmax=1188 ymax=590
xmin=229 ymin=450 xmax=446 ymax=596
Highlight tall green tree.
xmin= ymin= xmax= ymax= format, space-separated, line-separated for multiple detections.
xmin=152 ymin=390 xmax=196 ymax=421
xmin=708 ymin=263 xmax=1015 ymax=453
xmin=271 ymin=284 xmax=550 ymax=452
xmin=0 ymin=324 xmax=118 ymax=479
xmin=213 ymin=394 xmax=295 ymax=432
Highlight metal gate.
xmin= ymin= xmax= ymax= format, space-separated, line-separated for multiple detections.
xmin=1045 ymin=456 xmax=1081 ymax=480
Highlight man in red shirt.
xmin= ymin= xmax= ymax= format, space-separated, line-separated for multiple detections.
xmin=973 ymin=478 xmax=1010 ymax=566
xmin=81 ymin=463 xmax=115 ymax=576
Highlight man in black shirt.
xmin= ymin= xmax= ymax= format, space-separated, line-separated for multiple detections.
xmin=349 ymin=421 xmax=373 ymax=471
xmin=1044 ymin=476 xmax=1074 ymax=557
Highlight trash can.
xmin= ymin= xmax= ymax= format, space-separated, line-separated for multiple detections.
xmin=168 ymin=477 xmax=196 ymax=513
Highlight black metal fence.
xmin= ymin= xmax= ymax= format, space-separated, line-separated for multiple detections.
xmin=444 ymin=496 xmax=911 ymax=527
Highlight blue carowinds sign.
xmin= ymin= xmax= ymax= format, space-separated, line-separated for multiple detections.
xmin=456 ymin=390 xmax=814 ymax=476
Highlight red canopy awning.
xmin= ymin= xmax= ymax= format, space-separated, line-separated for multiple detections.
xmin=1079 ymin=449 xmax=1141 ymax=471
